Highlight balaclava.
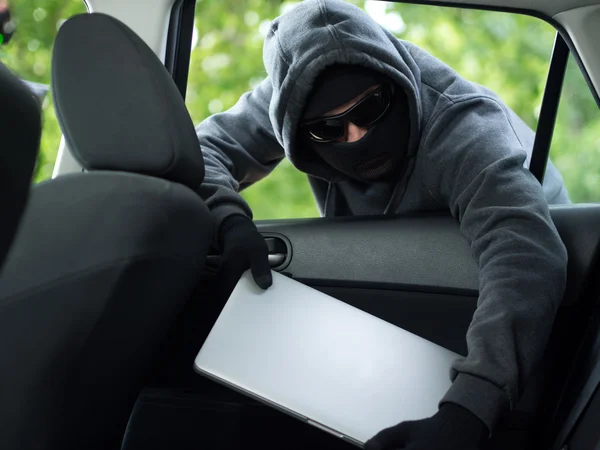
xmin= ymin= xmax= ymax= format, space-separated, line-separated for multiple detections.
xmin=301 ymin=64 xmax=411 ymax=183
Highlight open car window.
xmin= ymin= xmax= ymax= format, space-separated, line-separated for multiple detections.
xmin=4 ymin=0 xmax=597 ymax=206
xmin=185 ymin=0 xmax=598 ymax=219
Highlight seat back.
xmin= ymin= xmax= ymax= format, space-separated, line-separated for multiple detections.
xmin=0 ymin=62 xmax=41 ymax=270
xmin=0 ymin=13 xmax=213 ymax=450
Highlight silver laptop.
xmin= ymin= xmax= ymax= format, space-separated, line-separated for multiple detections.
xmin=194 ymin=270 xmax=460 ymax=447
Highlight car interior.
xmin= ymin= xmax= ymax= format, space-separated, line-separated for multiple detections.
xmin=0 ymin=0 xmax=599 ymax=450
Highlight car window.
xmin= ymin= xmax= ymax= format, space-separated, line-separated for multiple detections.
xmin=548 ymin=55 xmax=600 ymax=204
xmin=0 ymin=0 xmax=87 ymax=182
xmin=186 ymin=1 xmax=571 ymax=219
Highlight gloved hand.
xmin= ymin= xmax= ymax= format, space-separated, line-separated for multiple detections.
xmin=216 ymin=214 xmax=273 ymax=291
xmin=364 ymin=403 xmax=488 ymax=450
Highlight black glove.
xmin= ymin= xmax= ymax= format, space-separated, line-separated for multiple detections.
xmin=216 ymin=214 xmax=273 ymax=291
xmin=364 ymin=403 xmax=489 ymax=450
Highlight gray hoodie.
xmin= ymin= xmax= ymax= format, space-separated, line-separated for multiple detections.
xmin=196 ymin=0 xmax=569 ymax=435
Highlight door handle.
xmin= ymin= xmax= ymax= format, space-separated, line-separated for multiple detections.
xmin=265 ymin=237 xmax=288 ymax=268
xmin=268 ymin=253 xmax=286 ymax=266
xmin=205 ymin=236 xmax=290 ymax=270
xmin=206 ymin=252 xmax=285 ymax=268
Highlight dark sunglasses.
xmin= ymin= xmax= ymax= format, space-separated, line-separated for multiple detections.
xmin=300 ymin=84 xmax=394 ymax=143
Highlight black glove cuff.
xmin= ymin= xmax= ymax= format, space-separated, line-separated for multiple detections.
xmin=218 ymin=214 xmax=255 ymax=248
xmin=436 ymin=403 xmax=489 ymax=447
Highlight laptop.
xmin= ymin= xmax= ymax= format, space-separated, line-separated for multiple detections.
xmin=194 ymin=270 xmax=460 ymax=447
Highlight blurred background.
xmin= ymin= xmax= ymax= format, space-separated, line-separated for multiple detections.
xmin=1 ymin=0 xmax=598 ymax=219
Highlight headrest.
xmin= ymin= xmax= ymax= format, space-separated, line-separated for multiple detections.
xmin=0 ymin=62 xmax=41 ymax=269
xmin=51 ymin=13 xmax=204 ymax=188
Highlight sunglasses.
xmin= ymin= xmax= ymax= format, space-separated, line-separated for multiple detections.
xmin=300 ymin=84 xmax=394 ymax=143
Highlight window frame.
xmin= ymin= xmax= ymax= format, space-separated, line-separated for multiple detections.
xmin=164 ymin=0 xmax=196 ymax=100
xmin=529 ymin=33 xmax=570 ymax=183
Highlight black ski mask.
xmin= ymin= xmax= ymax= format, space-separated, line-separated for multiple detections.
xmin=301 ymin=65 xmax=411 ymax=183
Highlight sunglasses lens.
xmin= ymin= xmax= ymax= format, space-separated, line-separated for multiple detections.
xmin=301 ymin=85 xmax=392 ymax=142
xmin=305 ymin=118 xmax=345 ymax=142
xmin=349 ymin=86 xmax=391 ymax=127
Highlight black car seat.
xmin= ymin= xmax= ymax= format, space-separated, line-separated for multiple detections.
xmin=0 ymin=13 xmax=213 ymax=450
xmin=0 ymin=62 xmax=41 ymax=271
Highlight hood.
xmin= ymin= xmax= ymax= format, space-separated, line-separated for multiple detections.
xmin=263 ymin=0 xmax=423 ymax=182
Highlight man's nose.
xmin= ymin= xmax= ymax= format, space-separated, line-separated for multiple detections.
xmin=346 ymin=122 xmax=368 ymax=143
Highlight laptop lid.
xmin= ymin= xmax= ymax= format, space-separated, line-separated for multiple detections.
xmin=194 ymin=270 xmax=460 ymax=447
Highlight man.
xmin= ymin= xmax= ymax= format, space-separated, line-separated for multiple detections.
xmin=195 ymin=0 xmax=569 ymax=448
xmin=0 ymin=0 xmax=15 ymax=46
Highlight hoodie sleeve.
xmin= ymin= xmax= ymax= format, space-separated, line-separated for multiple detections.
xmin=195 ymin=77 xmax=285 ymax=231
xmin=420 ymin=96 xmax=568 ymax=434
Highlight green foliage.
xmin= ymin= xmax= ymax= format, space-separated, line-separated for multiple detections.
xmin=188 ymin=0 xmax=320 ymax=219
xmin=0 ymin=0 xmax=86 ymax=180
xmin=1 ymin=0 xmax=598 ymax=219
xmin=550 ymin=57 xmax=600 ymax=202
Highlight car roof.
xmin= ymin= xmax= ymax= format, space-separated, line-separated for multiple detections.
xmin=395 ymin=0 xmax=600 ymax=17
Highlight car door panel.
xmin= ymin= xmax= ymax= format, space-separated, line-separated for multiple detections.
xmin=547 ymin=204 xmax=600 ymax=304
xmin=142 ymin=204 xmax=600 ymax=450
xmin=257 ymin=213 xmax=479 ymax=356
xmin=258 ymin=212 xmax=479 ymax=294
xmin=256 ymin=205 xmax=600 ymax=346
xmin=251 ymin=204 xmax=600 ymax=447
